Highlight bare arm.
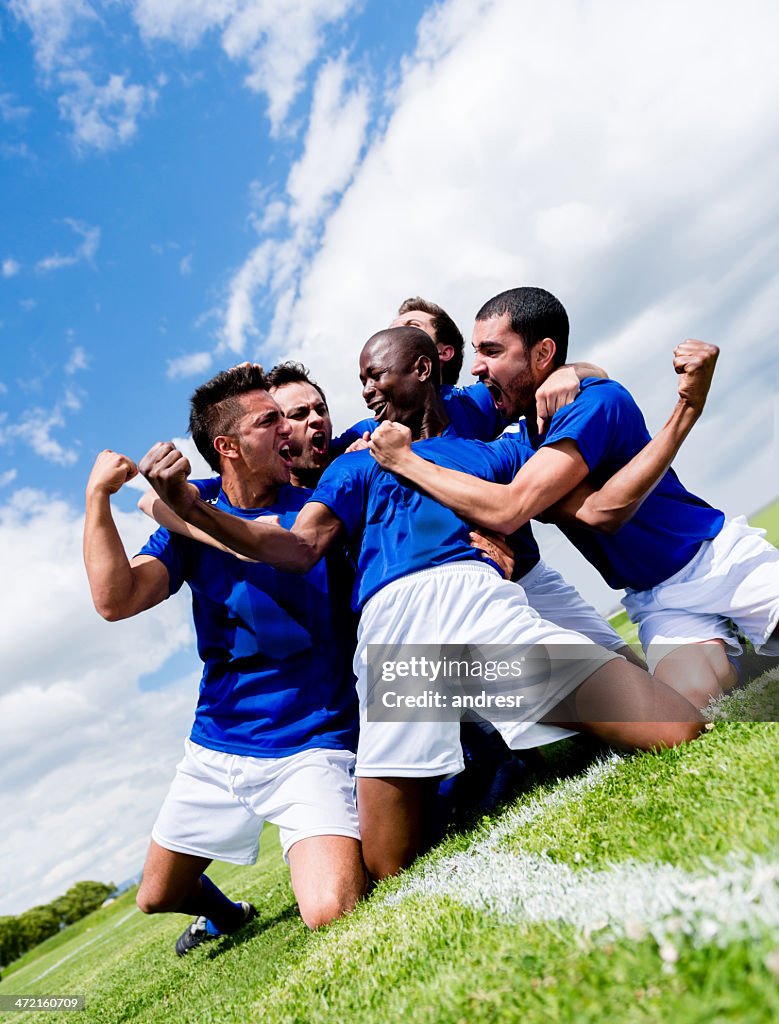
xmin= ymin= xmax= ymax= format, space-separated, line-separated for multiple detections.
xmin=138 ymin=489 xmax=261 ymax=562
xmin=535 ymin=361 xmax=608 ymax=434
xmin=139 ymin=442 xmax=343 ymax=571
xmin=541 ymin=340 xmax=719 ymax=532
xmin=84 ymin=451 xmax=170 ymax=620
xmin=369 ymin=425 xmax=590 ymax=535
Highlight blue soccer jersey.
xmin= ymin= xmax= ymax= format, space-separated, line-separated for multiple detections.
xmin=509 ymin=378 xmax=725 ymax=591
xmin=331 ymin=381 xmax=502 ymax=455
xmin=138 ymin=484 xmax=358 ymax=758
xmin=309 ymin=434 xmax=535 ymax=611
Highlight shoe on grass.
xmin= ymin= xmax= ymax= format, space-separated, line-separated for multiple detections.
xmin=175 ymin=901 xmax=257 ymax=956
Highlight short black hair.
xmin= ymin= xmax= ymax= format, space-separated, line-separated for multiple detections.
xmin=364 ymin=325 xmax=441 ymax=382
xmin=266 ymin=360 xmax=328 ymax=406
xmin=189 ymin=364 xmax=268 ymax=472
xmin=397 ymin=296 xmax=464 ymax=385
xmin=476 ymin=287 xmax=569 ymax=367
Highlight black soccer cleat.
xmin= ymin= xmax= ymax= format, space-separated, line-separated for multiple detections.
xmin=175 ymin=901 xmax=257 ymax=956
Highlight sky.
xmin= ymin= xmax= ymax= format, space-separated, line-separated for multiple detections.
xmin=1 ymin=0 xmax=777 ymax=916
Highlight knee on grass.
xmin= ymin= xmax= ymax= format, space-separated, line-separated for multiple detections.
xmin=298 ymin=887 xmax=360 ymax=930
xmin=136 ymin=885 xmax=183 ymax=916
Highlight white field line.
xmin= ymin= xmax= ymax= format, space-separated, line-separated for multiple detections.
xmin=28 ymin=909 xmax=139 ymax=983
xmin=384 ymin=755 xmax=779 ymax=951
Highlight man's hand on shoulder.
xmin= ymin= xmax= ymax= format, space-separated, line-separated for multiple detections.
xmin=86 ymin=450 xmax=138 ymax=499
xmin=344 ymin=431 xmax=372 ymax=454
xmin=368 ymin=421 xmax=414 ymax=472
xmin=674 ymin=340 xmax=719 ymax=415
xmin=139 ymin=442 xmax=199 ymax=518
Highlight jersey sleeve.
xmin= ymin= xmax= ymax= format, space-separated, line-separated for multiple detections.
xmin=307 ymin=455 xmax=369 ymax=538
xmin=539 ymin=379 xmax=632 ymax=471
xmin=444 ymin=382 xmax=503 ymax=441
xmin=479 ymin=435 xmax=537 ymax=481
xmin=330 ymin=419 xmax=377 ymax=457
xmin=190 ymin=477 xmax=221 ymax=501
xmin=136 ymin=527 xmax=186 ymax=595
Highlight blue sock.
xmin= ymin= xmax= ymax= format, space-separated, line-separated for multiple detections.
xmin=197 ymin=874 xmax=244 ymax=934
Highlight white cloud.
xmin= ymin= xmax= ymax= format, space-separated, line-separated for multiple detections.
xmin=262 ymin=0 xmax=779 ymax=502
xmin=8 ymin=1 xmax=158 ymax=151
xmin=178 ymin=253 xmax=193 ymax=276
xmin=1 ymin=404 xmax=78 ymax=466
xmin=65 ymin=344 xmax=89 ymax=374
xmin=0 ymin=92 xmax=31 ymax=121
xmin=131 ymin=0 xmax=359 ymax=132
xmin=286 ymin=56 xmax=369 ymax=227
xmin=7 ymin=0 xmax=95 ymax=74
xmin=57 ymin=70 xmax=159 ymax=153
xmin=165 ymin=350 xmax=214 ymax=380
xmin=2 ymin=258 xmax=21 ymax=278
xmin=216 ymin=54 xmax=370 ymax=355
xmin=0 ymin=469 xmax=17 ymax=487
xmin=220 ymin=241 xmax=274 ymax=353
xmin=37 ymin=218 xmax=100 ymax=273
xmin=0 ymin=487 xmax=196 ymax=914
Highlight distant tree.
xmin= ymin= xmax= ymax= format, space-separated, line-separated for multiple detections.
xmin=0 ymin=916 xmax=25 ymax=967
xmin=17 ymin=905 xmax=60 ymax=949
xmin=51 ymin=881 xmax=115 ymax=925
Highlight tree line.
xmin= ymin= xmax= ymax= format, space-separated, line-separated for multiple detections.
xmin=0 ymin=880 xmax=115 ymax=968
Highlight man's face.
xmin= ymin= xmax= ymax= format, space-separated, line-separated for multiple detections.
xmin=229 ymin=390 xmax=293 ymax=485
xmin=269 ymin=380 xmax=332 ymax=474
xmin=470 ymin=313 xmax=537 ymax=421
xmin=359 ymin=336 xmax=425 ymax=426
xmin=390 ymin=309 xmax=452 ymax=367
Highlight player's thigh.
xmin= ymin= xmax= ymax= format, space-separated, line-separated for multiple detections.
xmin=138 ymin=839 xmax=211 ymax=910
xmin=357 ymin=776 xmax=440 ymax=881
xmin=287 ymin=834 xmax=367 ymax=929
xmin=552 ymin=658 xmax=704 ymax=750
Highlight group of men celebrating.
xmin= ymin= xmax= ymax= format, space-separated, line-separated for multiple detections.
xmin=84 ymin=286 xmax=779 ymax=956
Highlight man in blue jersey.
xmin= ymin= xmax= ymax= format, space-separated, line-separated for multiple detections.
xmin=140 ymin=327 xmax=706 ymax=882
xmin=389 ymin=297 xmax=633 ymax=662
xmin=84 ymin=365 xmax=366 ymax=955
xmin=369 ymin=287 xmax=779 ymax=709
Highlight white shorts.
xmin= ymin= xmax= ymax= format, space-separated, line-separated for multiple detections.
xmin=152 ymin=740 xmax=360 ymax=864
xmin=353 ymin=562 xmax=620 ymax=777
xmin=622 ymin=516 xmax=779 ymax=671
xmin=519 ymin=559 xmax=625 ymax=651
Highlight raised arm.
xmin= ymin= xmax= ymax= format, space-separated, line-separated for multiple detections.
xmin=139 ymin=442 xmax=343 ymax=572
xmin=84 ymin=450 xmax=170 ymax=620
xmin=138 ymin=489 xmax=260 ymax=562
xmin=549 ymin=340 xmax=718 ymax=531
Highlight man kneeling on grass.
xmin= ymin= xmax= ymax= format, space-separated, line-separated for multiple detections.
xmin=83 ymin=365 xmax=367 ymax=955
xmin=140 ymin=327 xmax=710 ymax=882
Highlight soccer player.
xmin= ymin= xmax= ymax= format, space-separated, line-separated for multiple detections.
xmin=339 ymin=298 xmax=632 ymax=661
xmin=369 ymin=287 xmax=779 ymax=708
xmin=84 ymin=365 xmax=366 ymax=955
xmin=139 ymin=328 xmax=706 ymax=882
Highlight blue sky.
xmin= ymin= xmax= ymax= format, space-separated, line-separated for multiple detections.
xmin=1 ymin=0 xmax=778 ymax=915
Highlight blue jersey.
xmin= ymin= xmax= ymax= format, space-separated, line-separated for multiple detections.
xmin=331 ymin=381 xmax=502 ymax=455
xmin=138 ymin=484 xmax=358 ymax=758
xmin=309 ymin=434 xmax=535 ymax=611
xmin=510 ymin=378 xmax=725 ymax=591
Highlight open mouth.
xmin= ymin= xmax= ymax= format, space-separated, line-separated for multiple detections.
xmin=368 ymin=401 xmax=388 ymax=422
xmin=483 ymin=381 xmax=504 ymax=411
xmin=278 ymin=443 xmax=294 ymax=467
xmin=310 ymin=430 xmax=328 ymax=455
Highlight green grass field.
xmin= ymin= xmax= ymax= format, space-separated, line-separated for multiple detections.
xmin=2 ymin=501 xmax=777 ymax=1023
